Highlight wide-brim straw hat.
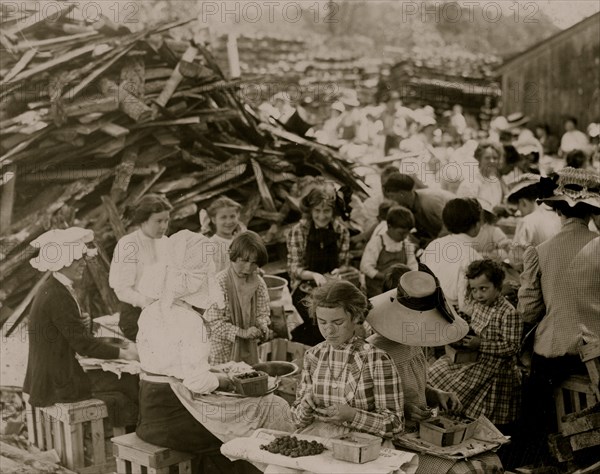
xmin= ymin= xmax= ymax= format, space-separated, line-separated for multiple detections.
xmin=367 ymin=271 xmax=469 ymax=347
xmin=506 ymin=112 xmax=531 ymax=129
xmin=537 ymin=167 xmax=600 ymax=210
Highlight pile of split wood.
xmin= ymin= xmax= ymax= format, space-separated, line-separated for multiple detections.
xmin=0 ymin=4 xmax=366 ymax=331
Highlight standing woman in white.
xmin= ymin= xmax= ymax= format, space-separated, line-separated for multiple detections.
xmin=109 ymin=194 xmax=172 ymax=341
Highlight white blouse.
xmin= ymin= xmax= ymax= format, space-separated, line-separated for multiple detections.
xmin=109 ymin=229 xmax=170 ymax=308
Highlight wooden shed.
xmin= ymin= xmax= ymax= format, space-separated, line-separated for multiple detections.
xmin=498 ymin=12 xmax=600 ymax=134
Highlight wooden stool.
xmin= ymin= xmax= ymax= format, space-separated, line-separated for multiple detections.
xmin=112 ymin=432 xmax=194 ymax=474
xmin=25 ymin=398 xmax=114 ymax=474
xmin=555 ymin=374 xmax=597 ymax=432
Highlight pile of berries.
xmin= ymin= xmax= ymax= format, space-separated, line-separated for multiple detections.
xmin=260 ymin=436 xmax=326 ymax=457
xmin=236 ymin=371 xmax=262 ymax=380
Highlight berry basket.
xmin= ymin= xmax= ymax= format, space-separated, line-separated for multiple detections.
xmin=232 ymin=371 xmax=269 ymax=397
xmin=331 ymin=432 xmax=381 ymax=464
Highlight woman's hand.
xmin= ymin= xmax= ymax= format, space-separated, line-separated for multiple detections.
xmin=216 ymin=373 xmax=233 ymax=391
xmin=426 ymin=387 xmax=462 ymax=412
xmin=119 ymin=343 xmax=139 ymax=361
xmin=405 ymin=403 xmax=434 ymax=422
xmin=311 ymin=272 xmax=327 ymax=287
xmin=299 ymin=392 xmax=317 ymax=413
xmin=238 ymin=327 xmax=263 ymax=339
xmin=462 ymin=335 xmax=481 ymax=350
xmin=315 ymin=404 xmax=357 ymax=424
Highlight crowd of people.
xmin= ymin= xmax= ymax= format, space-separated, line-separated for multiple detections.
xmin=21 ymin=92 xmax=600 ymax=473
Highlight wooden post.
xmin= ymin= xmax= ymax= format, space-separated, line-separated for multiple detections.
xmin=0 ymin=164 xmax=16 ymax=233
xmin=227 ymin=33 xmax=240 ymax=79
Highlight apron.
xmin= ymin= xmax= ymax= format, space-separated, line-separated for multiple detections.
xmin=226 ymin=267 xmax=260 ymax=365
xmin=365 ymin=235 xmax=408 ymax=297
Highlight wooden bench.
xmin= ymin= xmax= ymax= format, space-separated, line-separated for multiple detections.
xmin=25 ymin=398 xmax=115 ymax=474
xmin=112 ymin=432 xmax=195 ymax=474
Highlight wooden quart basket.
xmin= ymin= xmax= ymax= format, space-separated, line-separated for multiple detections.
xmin=331 ymin=432 xmax=381 ymax=464
xmin=232 ymin=371 xmax=269 ymax=397
xmin=419 ymin=416 xmax=478 ymax=447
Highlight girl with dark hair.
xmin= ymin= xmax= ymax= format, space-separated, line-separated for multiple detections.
xmin=428 ymin=259 xmax=523 ymax=426
xmin=457 ymin=141 xmax=507 ymax=207
xmin=203 ymin=231 xmax=272 ymax=365
xmin=286 ymin=183 xmax=350 ymax=345
xmin=109 ymin=194 xmax=172 ymax=341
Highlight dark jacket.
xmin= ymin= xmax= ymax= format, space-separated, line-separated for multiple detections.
xmin=23 ymin=276 xmax=119 ymax=406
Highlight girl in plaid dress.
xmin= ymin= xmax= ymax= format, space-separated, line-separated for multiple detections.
xmin=428 ymin=259 xmax=523 ymax=425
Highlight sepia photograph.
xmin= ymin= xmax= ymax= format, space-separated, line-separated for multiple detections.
xmin=0 ymin=1 xmax=599 ymax=473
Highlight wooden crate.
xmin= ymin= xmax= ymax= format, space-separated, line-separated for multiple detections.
xmin=579 ymin=341 xmax=600 ymax=402
xmin=25 ymin=399 xmax=115 ymax=474
xmin=112 ymin=432 xmax=195 ymax=474
xmin=555 ymin=375 xmax=597 ymax=432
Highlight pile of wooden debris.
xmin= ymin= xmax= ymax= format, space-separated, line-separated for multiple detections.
xmin=0 ymin=4 xmax=366 ymax=331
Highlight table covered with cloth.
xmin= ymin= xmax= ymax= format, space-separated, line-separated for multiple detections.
xmin=169 ymin=380 xmax=295 ymax=443
xmin=222 ymin=428 xmax=419 ymax=474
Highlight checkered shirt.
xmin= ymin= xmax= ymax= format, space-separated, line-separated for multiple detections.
xmin=203 ymin=270 xmax=271 ymax=365
xmin=286 ymin=218 xmax=350 ymax=291
xmin=291 ymin=336 xmax=405 ymax=441
xmin=428 ymin=295 xmax=523 ymax=424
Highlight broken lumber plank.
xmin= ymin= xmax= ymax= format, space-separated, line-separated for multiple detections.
xmin=120 ymin=54 xmax=145 ymax=98
xmin=111 ymin=146 xmax=138 ymax=203
xmin=13 ymin=31 xmax=98 ymax=51
xmin=251 ymin=158 xmax=277 ymax=212
xmin=99 ymin=78 xmax=153 ymax=123
xmin=4 ymin=1 xmax=75 ymax=36
xmin=154 ymin=45 xmax=198 ymax=108
xmin=101 ymin=196 xmax=126 ymax=239
xmin=100 ymin=122 xmax=129 ymax=138
xmin=0 ymin=440 xmax=77 ymax=474
xmin=2 ymin=272 xmax=50 ymax=337
xmin=569 ymin=428 xmax=600 ymax=452
xmin=63 ymin=96 xmax=119 ymax=117
xmin=240 ymin=193 xmax=261 ymax=227
xmin=2 ymin=49 xmax=36 ymax=83
xmin=562 ymin=413 xmax=600 ymax=437
xmin=7 ymin=43 xmax=96 ymax=84
xmin=121 ymin=166 xmax=166 ymax=208
xmin=0 ymin=165 xmax=16 ymax=232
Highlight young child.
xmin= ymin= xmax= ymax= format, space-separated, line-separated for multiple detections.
xmin=472 ymin=198 xmax=511 ymax=260
xmin=203 ymin=231 xmax=272 ymax=365
xmin=360 ymin=205 xmax=418 ymax=297
xmin=428 ymin=259 xmax=523 ymax=426
xmin=200 ymin=197 xmax=246 ymax=273
xmin=420 ymin=198 xmax=483 ymax=311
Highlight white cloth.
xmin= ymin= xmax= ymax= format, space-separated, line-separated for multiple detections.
xmin=171 ymin=385 xmax=295 ymax=443
xmin=206 ymin=234 xmax=234 ymax=274
xmin=457 ymin=169 xmax=504 ymax=208
xmin=420 ymin=233 xmax=482 ymax=311
xmin=560 ymin=130 xmax=589 ymax=154
xmin=136 ymin=229 xmax=219 ymax=393
xmin=513 ymin=204 xmax=561 ymax=248
xmin=109 ymin=229 xmax=170 ymax=308
xmin=360 ymin=232 xmax=418 ymax=278
xmin=137 ymin=302 xmax=218 ymax=393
